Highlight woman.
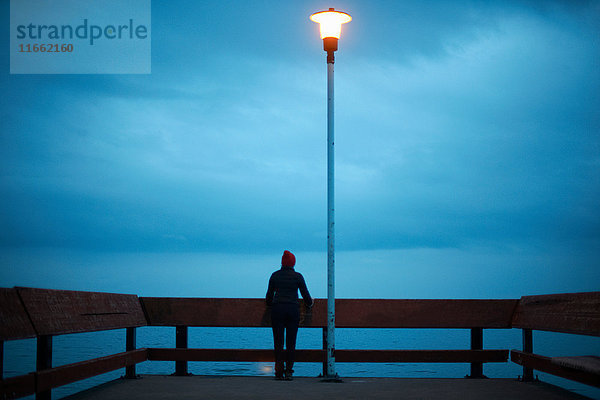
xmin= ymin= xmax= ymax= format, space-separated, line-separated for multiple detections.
xmin=265 ymin=250 xmax=313 ymax=380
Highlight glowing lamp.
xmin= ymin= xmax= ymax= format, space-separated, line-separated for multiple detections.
xmin=310 ymin=8 xmax=352 ymax=54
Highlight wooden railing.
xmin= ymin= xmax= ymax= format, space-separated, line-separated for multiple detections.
xmin=0 ymin=287 xmax=146 ymax=400
xmin=140 ymin=297 xmax=516 ymax=377
xmin=510 ymin=292 xmax=600 ymax=387
xmin=1 ymin=287 xmax=598 ymax=400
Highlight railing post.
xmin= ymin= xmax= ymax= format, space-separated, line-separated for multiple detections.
xmin=0 ymin=340 xmax=4 ymax=380
xmin=467 ymin=328 xmax=485 ymax=378
xmin=175 ymin=326 xmax=188 ymax=376
xmin=322 ymin=327 xmax=328 ymax=377
xmin=36 ymin=335 xmax=52 ymax=400
xmin=126 ymin=327 xmax=137 ymax=379
xmin=522 ymin=329 xmax=534 ymax=381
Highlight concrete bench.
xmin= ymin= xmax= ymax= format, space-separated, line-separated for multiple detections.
xmin=510 ymin=292 xmax=600 ymax=388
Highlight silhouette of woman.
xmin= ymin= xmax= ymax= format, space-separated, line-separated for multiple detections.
xmin=266 ymin=250 xmax=313 ymax=380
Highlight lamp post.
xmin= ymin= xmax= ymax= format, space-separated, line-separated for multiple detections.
xmin=310 ymin=7 xmax=351 ymax=380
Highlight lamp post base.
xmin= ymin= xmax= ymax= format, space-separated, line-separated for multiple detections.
xmin=320 ymin=374 xmax=343 ymax=383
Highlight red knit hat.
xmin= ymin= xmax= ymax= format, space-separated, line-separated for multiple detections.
xmin=281 ymin=250 xmax=296 ymax=267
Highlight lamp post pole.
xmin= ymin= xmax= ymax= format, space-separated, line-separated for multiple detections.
xmin=326 ymin=48 xmax=336 ymax=379
xmin=310 ymin=8 xmax=351 ymax=380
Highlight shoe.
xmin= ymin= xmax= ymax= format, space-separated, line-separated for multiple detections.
xmin=275 ymin=372 xmax=284 ymax=380
xmin=284 ymin=370 xmax=294 ymax=381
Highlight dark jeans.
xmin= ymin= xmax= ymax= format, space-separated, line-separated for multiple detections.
xmin=271 ymin=303 xmax=300 ymax=374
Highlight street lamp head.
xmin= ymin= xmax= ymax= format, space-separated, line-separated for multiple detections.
xmin=310 ymin=8 xmax=352 ymax=53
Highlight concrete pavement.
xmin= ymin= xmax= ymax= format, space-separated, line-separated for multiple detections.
xmin=63 ymin=375 xmax=592 ymax=400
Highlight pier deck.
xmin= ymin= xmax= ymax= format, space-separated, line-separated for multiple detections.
xmin=63 ymin=375 xmax=591 ymax=400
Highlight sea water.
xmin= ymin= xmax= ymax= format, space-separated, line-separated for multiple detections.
xmin=4 ymin=327 xmax=600 ymax=399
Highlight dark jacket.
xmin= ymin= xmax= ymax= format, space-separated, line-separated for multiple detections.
xmin=266 ymin=266 xmax=313 ymax=307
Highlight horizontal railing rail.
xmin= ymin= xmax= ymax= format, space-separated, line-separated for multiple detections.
xmin=147 ymin=348 xmax=509 ymax=363
xmin=511 ymin=350 xmax=599 ymax=388
xmin=139 ymin=297 xmax=518 ymax=328
xmin=35 ymin=349 xmax=148 ymax=393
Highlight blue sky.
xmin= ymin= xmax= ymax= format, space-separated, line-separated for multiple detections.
xmin=1 ymin=1 xmax=599 ymax=298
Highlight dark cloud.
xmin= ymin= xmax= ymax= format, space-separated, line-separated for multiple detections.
xmin=1 ymin=0 xmax=599 ymax=256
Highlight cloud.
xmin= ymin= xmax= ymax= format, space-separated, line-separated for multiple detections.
xmin=333 ymin=7 xmax=600 ymax=249
xmin=1 ymin=1 xmax=598 ymax=254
